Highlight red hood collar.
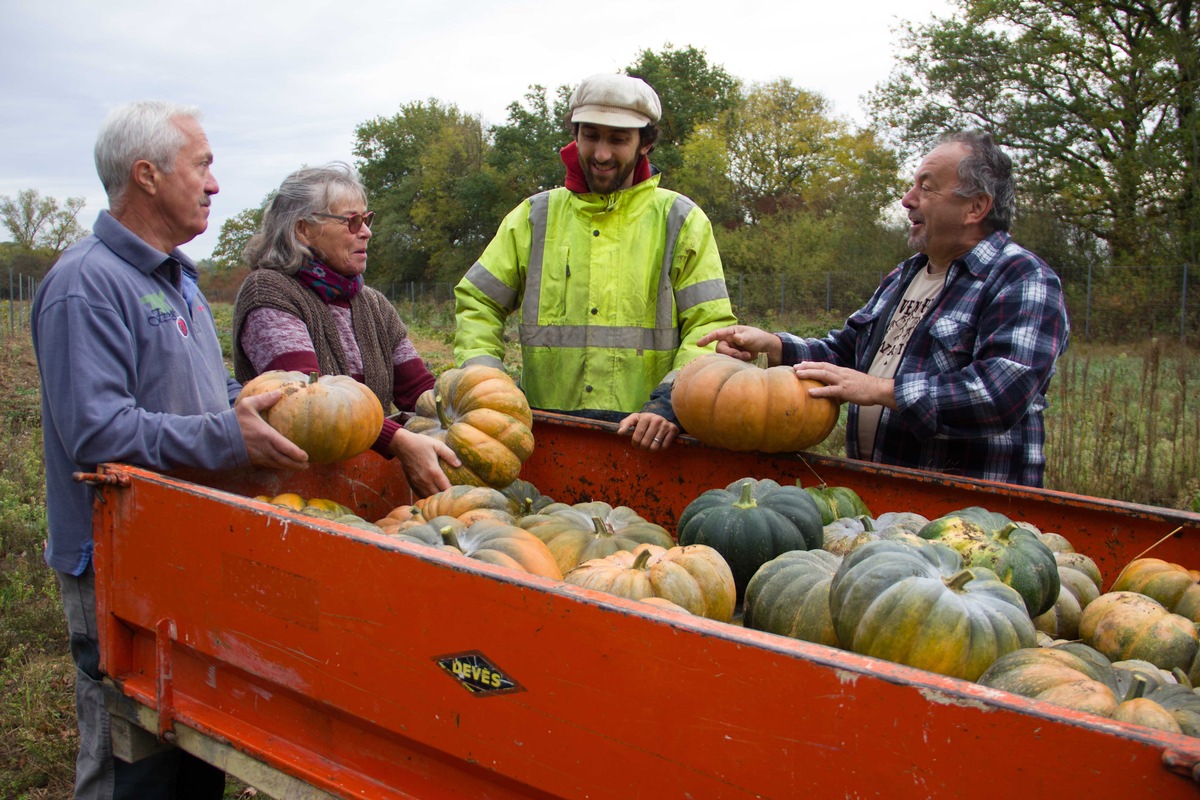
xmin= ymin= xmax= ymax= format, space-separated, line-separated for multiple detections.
xmin=560 ymin=140 xmax=653 ymax=193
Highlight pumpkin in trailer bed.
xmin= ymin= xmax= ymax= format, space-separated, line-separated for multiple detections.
xmin=829 ymin=539 xmax=1036 ymax=682
xmin=918 ymin=507 xmax=1061 ymax=617
xmin=821 ymin=512 xmax=930 ymax=556
xmin=518 ymin=502 xmax=675 ymax=575
xmin=1079 ymin=591 xmax=1199 ymax=672
xmin=1033 ymin=551 xmax=1104 ymax=640
xmin=501 ymin=478 xmax=555 ymax=516
xmin=977 ymin=642 xmax=1122 ymax=718
xmin=670 ymin=353 xmax=838 ymax=453
xmin=743 ymin=549 xmax=842 ymax=647
xmin=677 ymin=478 xmax=824 ymax=600
xmin=439 ymin=518 xmax=562 ymax=580
xmin=564 ymin=543 xmax=736 ymax=622
xmin=1111 ymin=557 xmax=1200 ymax=622
xmin=403 ymin=365 xmax=534 ymax=489
xmin=237 ymin=370 xmax=384 ymax=464
xmin=802 ymin=485 xmax=873 ymax=526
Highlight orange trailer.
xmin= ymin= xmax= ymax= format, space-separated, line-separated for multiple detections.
xmin=89 ymin=412 xmax=1200 ymax=799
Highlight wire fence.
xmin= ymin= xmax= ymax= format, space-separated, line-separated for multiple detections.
xmin=382 ymin=262 xmax=1198 ymax=345
xmin=4 ymin=263 xmax=1196 ymax=345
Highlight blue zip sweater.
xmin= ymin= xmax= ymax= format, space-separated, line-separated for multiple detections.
xmin=32 ymin=211 xmax=249 ymax=575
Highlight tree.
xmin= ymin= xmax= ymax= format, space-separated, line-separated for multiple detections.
xmin=212 ymin=203 xmax=266 ymax=271
xmin=624 ymin=44 xmax=740 ymax=181
xmin=867 ymin=0 xmax=1200 ymax=265
xmin=488 ymin=84 xmax=573 ymax=208
xmin=355 ymin=99 xmax=498 ymax=284
xmin=0 ymin=189 xmax=88 ymax=255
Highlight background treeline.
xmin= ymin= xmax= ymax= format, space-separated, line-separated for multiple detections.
xmin=3 ymin=2 xmax=1198 ymax=344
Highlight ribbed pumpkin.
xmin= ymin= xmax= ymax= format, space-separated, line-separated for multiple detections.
xmin=1079 ymin=591 xmax=1199 ymax=672
xmin=237 ymin=370 xmax=383 ymax=464
xmin=743 ymin=549 xmax=842 ymax=647
xmin=677 ymin=478 xmax=824 ymax=599
xmin=829 ymin=539 xmax=1036 ymax=681
xmin=564 ymin=543 xmax=736 ymax=622
xmin=977 ymin=642 xmax=1121 ymax=718
xmin=670 ymin=354 xmax=838 ymax=453
xmin=918 ymin=507 xmax=1061 ymax=617
xmin=440 ymin=518 xmax=562 ymax=580
xmin=1033 ymin=551 xmax=1103 ymax=640
xmin=501 ymin=479 xmax=555 ymax=516
xmin=803 ymin=485 xmax=873 ymax=526
xmin=1111 ymin=558 xmax=1200 ymax=622
xmin=821 ymin=512 xmax=930 ymax=556
xmin=404 ymin=365 xmax=534 ymax=489
xmin=518 ymin=501 xmax=675 ymax=575
xmin=1112 ymin=674 xmax=1200 ymax=736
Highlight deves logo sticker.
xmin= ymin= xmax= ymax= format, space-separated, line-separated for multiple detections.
xmin=434 ymin=651 xmax=524 ymax=697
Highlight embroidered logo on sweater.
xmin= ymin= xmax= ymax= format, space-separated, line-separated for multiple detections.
xmin=140 ymin=290 xmax=183 ymax=332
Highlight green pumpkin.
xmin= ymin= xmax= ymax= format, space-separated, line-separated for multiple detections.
xmin=829 ymin=539 xmax=1036 ymax=681
xmin=1033 ymin=551 xmax=1103 ymax=640
xmin=743 ymin=549 xmax=843 ymax=647
xmin=918 ymin=507 xmax=1061 ymax=617
xmin=801 ymin=484 xmax=873 ymax=526
xmin=677 ymin=478 xmax=823 ymax=599
xmin=977 ymin=642 xmax=1121 ymax=717
xmin=501 ymin=478 xmax=555 ymax=516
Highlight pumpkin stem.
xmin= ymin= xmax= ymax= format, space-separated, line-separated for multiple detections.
xmin=1121 ymin=674 xmax=1150 ymax=702
xmin=944 ymin=570 xmax=978 ymax=592
xmin=308 ymin=371 xmax=320 ymax=385
xmin=734 ymin=480 xmax=759 ymax=509
xmin=1173 ymin=667 xmax=1193 ymax=690
xmin=631 ymin=547 xmax=654 ymax=570
xmin=591 ymin=516 xmax=613 ymax=538
xmin=438 ymin=524 xmax=460 ymax=550
xmin=434 ymin=391 xmax=452 ymax=429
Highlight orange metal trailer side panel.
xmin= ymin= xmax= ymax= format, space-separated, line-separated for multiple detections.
xmin=91 ymin=414 xmax=1200 ymax=799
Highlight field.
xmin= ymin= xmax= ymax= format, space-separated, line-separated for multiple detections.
xmin=0 ymin=302 xmax=1198 ymax=798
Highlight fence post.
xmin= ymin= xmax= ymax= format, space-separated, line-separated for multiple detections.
xmin=826 ymin=272 xmax=831 ymax=313
xmin=738 ymin=272 xmax=743 ymax=311
xmin=8 ymin=268 xmax=13 ymax=337
xmin=780 ymin=274 xmax=785 ymax=316
xmin=409 ymin=282 xmax=415 ymax=323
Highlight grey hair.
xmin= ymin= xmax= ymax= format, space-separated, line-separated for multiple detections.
xmin=243 ymin=162 xmax=367 ymax=274
xmin=940 ymin=130 xmax=1016 ymax=232
xmin=94 ymin=100 xmax=202 ymax=207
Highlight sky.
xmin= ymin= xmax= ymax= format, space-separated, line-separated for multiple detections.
xmin=0 ymin=0 xmax=955 ymax=261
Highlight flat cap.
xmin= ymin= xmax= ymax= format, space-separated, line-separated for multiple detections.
xmin=569 ymin=73 xmax=662 ymax=129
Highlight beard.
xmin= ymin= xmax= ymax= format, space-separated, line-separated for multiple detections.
xmin=581 ymin=153 xmax=639 ymax=195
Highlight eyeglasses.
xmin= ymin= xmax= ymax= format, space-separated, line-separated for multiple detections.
xmin=313 ymin=211 xmax=375 ymax=233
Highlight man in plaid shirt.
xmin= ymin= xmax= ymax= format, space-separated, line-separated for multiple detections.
xmin=698 ymin=131 xmax=1069 ymax=487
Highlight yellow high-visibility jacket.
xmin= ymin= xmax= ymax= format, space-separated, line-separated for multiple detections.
xmin=454 ymin=176 xmax=737 ymax=415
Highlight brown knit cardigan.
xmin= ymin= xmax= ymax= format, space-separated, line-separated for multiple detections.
xmin=231 ymin=269 xmax=406 ymax=412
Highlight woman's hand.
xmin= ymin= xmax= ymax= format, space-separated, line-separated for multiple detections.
xmin=696 ymin=325 xmax=783 ymax=365
xmin=389 ymin=427 xmax=459 ymax=498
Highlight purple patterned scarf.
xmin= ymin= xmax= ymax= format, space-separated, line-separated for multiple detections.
xmin=297 ymin=260 xmax=363 ymax=302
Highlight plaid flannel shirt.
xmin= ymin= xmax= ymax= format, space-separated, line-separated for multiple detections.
xmin=778 ymin=231 xmax=1069 ymax=486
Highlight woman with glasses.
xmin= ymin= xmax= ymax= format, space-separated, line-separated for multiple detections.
xmin=232 ymin=162 xmax=457 ymax=497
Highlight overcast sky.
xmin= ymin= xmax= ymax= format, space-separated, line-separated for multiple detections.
xmin=0 ymin=0 xmax=953 ymax=261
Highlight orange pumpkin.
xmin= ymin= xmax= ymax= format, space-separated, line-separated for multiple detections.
xmin=518 ymin=501 xmax=675 ymax=575
xmin=1111 ymin=558 xmax=1200 ymax=622
xmin=404 ymin=365 xmax=534 ymax=489
xmin=564 ymin=543 xmax=736 ymax=622
xmin=670 ymin=354 xmax=838 ymax=453
xmin=238 ymin=370 xmax=383 ymax=463
xmin=441 ymin=519 xmax=562 ymax=580
xmin=1079 ymin=591 xmax=1199 ymax=672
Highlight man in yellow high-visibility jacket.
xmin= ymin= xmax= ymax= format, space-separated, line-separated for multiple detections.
xmin=454 ymin=73 xmax=738 ymax=451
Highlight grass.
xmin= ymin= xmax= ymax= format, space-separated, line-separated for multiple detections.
xmin=1 ymin=301 xmax=1197 ymax=798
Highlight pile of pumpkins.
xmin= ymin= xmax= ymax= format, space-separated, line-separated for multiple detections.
xmin=259 ymin=472 xmax=1200 ymax=740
